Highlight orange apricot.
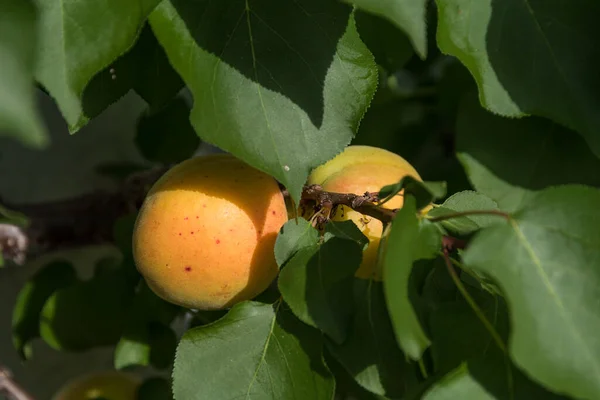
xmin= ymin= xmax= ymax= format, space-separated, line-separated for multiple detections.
xmin=132 ymin=154 xmax=288 ymax=310
xmin=306 ymin=145 xmax=423 ymax=280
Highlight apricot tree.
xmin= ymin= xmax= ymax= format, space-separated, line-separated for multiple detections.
xmin=1 ymin=0 xmax=600 ymax=400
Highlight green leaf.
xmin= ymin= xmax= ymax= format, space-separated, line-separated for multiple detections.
xmin=348 ymin=0 xmax=428 ymax=59
xmin=423 ymin=351 xmax=569 ymax=400
xmin=324 ymin=220 xmax=369 ymax=251
xmin=82 ymin=23 xmax=185 ymax=119
xmin=137 ymin=377 xmax=173 ymax=400
xmin=379 ymin=177 xmax=446 ymax=209
xmin=0 ymin=0 xmax=47 ymax=147
xmin=149 ymin=1 xmax=378 ymax=203
xmin=435 ymin=0 xmax=600 ymax=157
xmin=463 ymin=185 xmax=600 ymax=399
xmin=383 ymin=196 xmax=441 ymax=360
xmin=274 ymin=218 xmax=319 ymax=267
xmin=115 ymin=281 xmax=180 ymax=370
xmin=135 ymin=97 xmax=200 ymax=164
xmin=327 ymin=280 xmax=409 ymax=398
xmin=278 ymin=235 xmax=362 ymax=344
xmin=12 ymin=260 xmax=77 ymax=359
xmin=354 ymin=10 xmax=414 ymax=72
xmin=34 ymin=0 xmax=162 ymax=131
xmin=427 ymin=191 xmax=500 ymax=234
xmin=456 ymin=93 xmax=600 ymax=212
xmin=173 ymin=301 xmax=334 ymax=400
xmin=39 ymin=267 xmax=136 ymax=351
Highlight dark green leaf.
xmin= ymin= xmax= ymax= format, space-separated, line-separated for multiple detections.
xmin=0 ymin=0 xmax=47 ymax=147
xmin=135 ymin=98 xmax=199 ymax=164
xmin=137 ymin=377 xmax=173 ymax=400
xmin=427 ymin=191 xmax=500 ymax=234
xmin=173 ymin=301 xmax=334 ymax=400
xmin=82 ymin=23 xmax=185 ymax=119
xmin=34 ymin=0 xmax=162 ymax=131
xmin=349 ymin=0 xmax=428 ymax=58
xmin=383 ymin=196 xmax=440 ymax=360
xmin=278 ymin=236 xmax=362 ymax=344
xmin=355 ymin=11 xmax=414 ymax=72
xmin=327 ymin=280 xmax=409 ymax=398
xmin=463 ymin=185 xmax=600 ymax=399
xmin=149 ymin=1 xmax=378 ymax=203
xmin=39 ymin=268 xmax=136 ymax=351
xmin=457 ymin=93 xmax=600 ymax=212
xmin=12 ymin=260 xmax=77 ymax=359
xmin=422 ymin=356 xmax=567 ymax=400
xmin=115 ymin=281 xmax=180 ymax=370
xmin=325 ymin=220 xmax=369 ymax=251
xmin=436 ymin=0 xmax=600 ymax=157
xmin=379 ymin=177 xmax=446 ymax=209
xmin=274 ymin=218 xmax=319 ymax=267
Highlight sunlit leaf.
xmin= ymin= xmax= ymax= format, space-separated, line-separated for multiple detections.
xmin=173 ymin=301 xmax=334 ymax=399
xmin=463 ymin=185 xmax=600 ymax=399
xmin=149 ymin=0 xmax=378 ymax=203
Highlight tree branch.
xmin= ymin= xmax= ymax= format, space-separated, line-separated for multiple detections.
xmin=299 ymin=184 xmax=397 ymax=224
xmin=0 ymin=366 xmax=34 ymax=400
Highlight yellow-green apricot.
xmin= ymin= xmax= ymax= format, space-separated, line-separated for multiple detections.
xmin=307 ymin=145 xmax=423 ymax=280
xmin=132 ymin=154 xmax=288 ymax=310
xmin=52 ymin=371 xmax=140 ymax=400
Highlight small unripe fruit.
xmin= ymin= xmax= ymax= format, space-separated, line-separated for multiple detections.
xmin=132 ymin=154 xmax=288 ymax=310
xmin=307 ymin=145 xmax=423 ymax=280
xmin=52 ymin=371 xmax=140 ymax=400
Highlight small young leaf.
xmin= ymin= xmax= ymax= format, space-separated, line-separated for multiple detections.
xmin=274 ymin=219 xmax=319 ymax=267
xmin=427 ymin=191 xmax=500 ymax=234
xmin=173 ymin=301 xmax=334 ymax=400
xmin=326 ymin=280 xmax=409 ymax=398
xmin=463 ymin=185 xmax=600 ymax=400
xmin=456 ymin=93 xmax=600 ymax=212
xmin=348 ymin=0 xmax=428 ymax=59
xmin=278 ymin=236 xmax=362 ymax=344
xmin=149 ymin=1 xmax=378 ymax=203
xmin=34 ymin=0 xmax=163 ymax=131
xmin=436 ymin=0 xmax=600 ymax=157
xmin=135 ymin=97 xmax=200 ymax=164
xmin=383 ymin=196 xmax=441 ymax=360
xmin=0 ymin=0 xmax=47 ymax=148
xmin=12 ymin=260 xmax=77 ymax=359
xmin=379 ymin=177 xmax=446 ymax=210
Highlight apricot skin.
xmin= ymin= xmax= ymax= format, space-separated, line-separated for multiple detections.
xmin=307 ymin=145 xmax=423 ymax=280
xmin=132 ymin=154 xmax=288 ymax=310
xmin=52 ymin=371 xmax=140 ymax=400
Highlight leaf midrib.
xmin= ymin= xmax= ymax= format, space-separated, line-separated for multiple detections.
xmin=510 ymin=218 xmax=600 ymax=379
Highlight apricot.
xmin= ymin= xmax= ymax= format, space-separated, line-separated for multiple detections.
xmin=306 ymin=145 xmax=423 ymax=280
xmin=52 ymin=371 xmax=140 ymax=400
xmin=132 ymin=154 xmax=288 ymax=310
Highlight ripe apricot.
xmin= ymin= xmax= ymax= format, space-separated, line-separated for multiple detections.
xmin=132 ymin=154 xmax=287 ymax=310
xmin=306 ymin=145 xmax=423 ymax=280
xmin=52 ymin=371 xmax=140 ymax=400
